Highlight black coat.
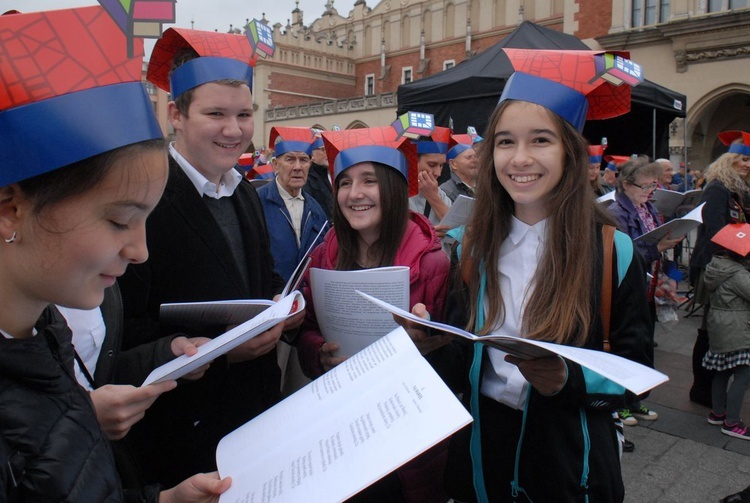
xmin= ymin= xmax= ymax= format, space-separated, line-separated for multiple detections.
xmin=0 ymin=307 xmax=161 ymax=503
xmin=690 ymin=180 xmax=748 ymax=273
xmin=118 ymin=157 xmax=285 ymax=487
xmin=302 ymin=162 xmax=334 ymax=222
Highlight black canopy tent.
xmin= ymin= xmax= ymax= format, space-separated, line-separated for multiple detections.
xmin=397 ymin=21 xmax=686 ymax=159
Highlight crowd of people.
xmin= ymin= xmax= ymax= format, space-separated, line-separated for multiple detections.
xmin=2 ymin=5 xmax=750 ymax=503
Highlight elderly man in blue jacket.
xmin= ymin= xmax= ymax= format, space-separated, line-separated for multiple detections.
xmin=258 ymin=127 xmax=328 ymax=282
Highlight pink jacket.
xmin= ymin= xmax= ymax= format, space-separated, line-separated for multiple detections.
xmin=297 ymin=211 xmax=450 ymax=378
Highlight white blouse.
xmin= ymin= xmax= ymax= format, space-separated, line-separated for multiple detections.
xmin=480 ymin=216 xmax=547 ymax=410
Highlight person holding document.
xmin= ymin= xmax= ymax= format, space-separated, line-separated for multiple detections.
xmin=297 ymin=126 xmax=451 ymax=502
xmin=439 ymin=50 xmax=654 ymax=502
xmin=117 ymin=27 xmax=296 ymax=487
xmin=0 ymin=7 xmax=229 ymax=501
xmin=607 ymin=157 xmax=678 ymax=427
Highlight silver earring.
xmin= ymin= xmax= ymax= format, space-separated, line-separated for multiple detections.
xmin=4 ymin=231 xmax=16 ymax=243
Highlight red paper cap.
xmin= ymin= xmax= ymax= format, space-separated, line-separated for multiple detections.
xmin=588 ymin=145 xmax=605 ymax=164
xmin=718 ymin=131 xmax=750 ymax=156
xmin=604 ymin=155 xmax=631 ymax=165
xmin=269 ymin=127 xmax=316 ymax=157
xmin=147 ymin=27 xmax=256 ymax=93
xmin=711 ymin=223 xmax=750 ymax=257
xmin=0 ymin=6 xmax=144 ymax=110
xmin=322 ymin=126 xmax=418 ymax=195
xmin=500 ymin=49 xmax=642 ymax=130
xmin=0 ymin=6 xmax=162 ymax=186
xmin=449 ymin=134 xmax=474 ymax=150
xmin=603 ymin=155 xmax=630 ymax=172
xmin=447 ymin=134 xmax=476 ymax=162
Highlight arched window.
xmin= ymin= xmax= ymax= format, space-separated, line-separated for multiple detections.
xmin=444 ymin=3 xmax=455 ymax=39
xmin=423 ymin=9 xmax=433 ymax=43
xmin=402 ymin=14 xmax=411 ymax=47
xmin=346 ymin=120 xmax=368 ymax=129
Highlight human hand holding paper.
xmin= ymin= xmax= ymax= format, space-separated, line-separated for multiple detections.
xmin=227 ymin=322 xmax=284 ymax=363
xmin=394 ymin=302 xmax=452 ymax=356
xmin=505 ymin=354 xmax=567 ymax=396
xmin=91 ymin=381 xmax=176 ymax=440
xmin=143 ymin=292 xmax=305 ymax=386
xmin=170 ymin=336 xmax=212 ymax=380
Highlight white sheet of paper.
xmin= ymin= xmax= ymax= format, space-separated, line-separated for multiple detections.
xmin=635 ymin=203 xmax=705 ymax=245
xmin=216 ymin=327 xmax=472 ymax=503
xmin=310 ymin=266 xmax=410 ymax=356
xmin=356 ymin=290 xmax=669 ymax=396
xmin=439 ymin=194 xmax=475 ymax=228
xmin=143 ymin=292 xmax=304 ymax=386
xmin=650 ymin=188 xmax=703 ymax=218
xmin=596 ymin=190 xmax=616 ymax=207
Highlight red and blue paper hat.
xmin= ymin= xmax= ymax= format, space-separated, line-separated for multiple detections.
xmin=588 ymin=145 xmax=605 ymax=164
xmin=718 ymin=131 xmax=750 ymax=157
xmin=711 ymin=223 xmax=750 ymax=257
xmin=147 ymin=27 xmax=256 ymax=99
xmin=321 ymin=126 xmax=419 ymax=195
xmin=499 ymin=49 xmax=643 ymax=132
xmin=447 ymin=134 xmax=476 ymax=162
xmin=0 ymin=6 xmax=163 ymax=187
xmin=269 ymin=127 xmax=316 ymax=157
xmin=604 ymin=155 xmax=630 ymax=172
xmin=414 ymin=126 xmax=452 ymax=155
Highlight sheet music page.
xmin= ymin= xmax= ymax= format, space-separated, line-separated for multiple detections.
xmin=216 ymin=327 xmax=472 ymax=503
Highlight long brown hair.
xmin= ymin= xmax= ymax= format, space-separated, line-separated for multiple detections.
xmin=461 ymin=101 xmax=611 ymax=346
xmin=332 ymin=162 xmax=409 ymax=270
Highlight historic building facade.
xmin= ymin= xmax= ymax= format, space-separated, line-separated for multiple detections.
xmin=220 ymin=0 xmax=748 ymax=168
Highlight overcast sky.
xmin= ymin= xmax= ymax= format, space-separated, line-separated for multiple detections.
xmin=10 ymin=0 xmax=355 ymax=57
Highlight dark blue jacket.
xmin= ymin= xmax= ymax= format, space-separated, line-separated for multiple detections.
xmin=257 ymin=179 xmax=328 ymax=281
xmin=608 ymin=190 xmax=662 ymax=264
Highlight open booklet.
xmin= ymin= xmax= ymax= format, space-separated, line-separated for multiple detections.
xmin=142 ymin=291 xmax=305 ymax=386
xmin=635 ymin=203 xmax=705 ymax=245
xmin=439 ymin=194 xmax=475 ymax=228
xmin=650 ymin=188 xmax=703 ymax=219
xmin=159 ymin=223 xmax=327 ymax=327
xmin=310 ymin=266 xmax=410 ymax=356
xmin=595 ymin=190 xmax=616 ymax=207
xmin=216 ymin=326 xmax=472 ymax=503
xmin=356 ymin=291 xmax=668 ymax=396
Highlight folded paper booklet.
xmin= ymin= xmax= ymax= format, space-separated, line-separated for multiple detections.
xmin=439 ymin=194 xmax=475 ymax=228
xmin=160 ymin=299 xmax=275 ymax=327
xmin=596 ymin=190 xmax=616 ymax=207
xmin=635 ymin=203 xmax=705 ymax=245
xmin=356 ymin=291 xmax=669 ymax=396
xmin=143 ymin=291 xmax=305 ymax=386
xmin=650 ymin=188 xmax=703 ymax=219
xmin=159 ymin=224 xmax=325 ymax=328
xmin=310 ymin=266 xmax=410 ymax=357
xmin=216 ymin=326 xmax=472 ymax=503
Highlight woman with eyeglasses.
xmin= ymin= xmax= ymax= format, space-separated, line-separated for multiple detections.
xmin=609 ymin=156 xmax=684 ymax=266
xmin=607 ymin=156 xmax=684 ymax=426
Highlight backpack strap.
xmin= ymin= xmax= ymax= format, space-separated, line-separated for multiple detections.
xmin=601 ymin=225 xmax=615 ymax=352
xmin=600 ymin=226 xmax=634 ymax=352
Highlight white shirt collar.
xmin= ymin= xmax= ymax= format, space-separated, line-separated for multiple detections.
xmin=169 ymin=142 xmax=242 ymax=199
xmin=507 ymin=215 xmax=548 ymax=246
